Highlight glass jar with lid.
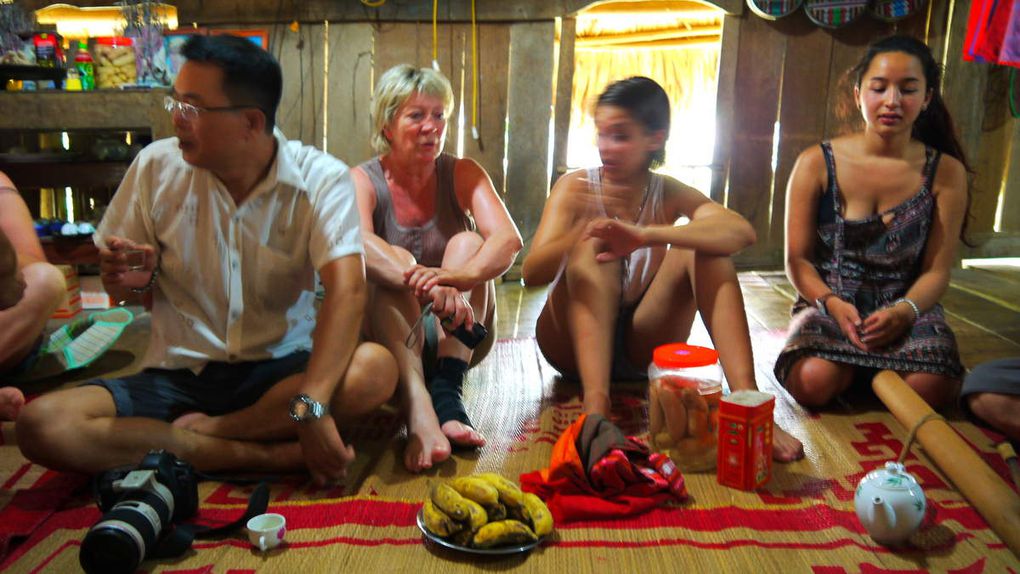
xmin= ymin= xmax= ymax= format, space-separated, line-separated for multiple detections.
xmin=647 ymin=343 xmax=723 ymax=472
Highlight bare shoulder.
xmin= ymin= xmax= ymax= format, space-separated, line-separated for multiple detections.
xmin=932 ymin=153 xmax=967 ymax=194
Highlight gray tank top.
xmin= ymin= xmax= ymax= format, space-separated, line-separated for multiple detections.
xmin=360 ymin=153 xmax=474 ymax=267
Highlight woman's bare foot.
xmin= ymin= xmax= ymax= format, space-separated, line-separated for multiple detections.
xmin=773 ymin=425 xmax=805 ymax=462
xmin=404 ymin=406 xmax=451 ymax=473
xmin=441 ymin=420 xmax=486 ymax=448
xmin=0 ymin=386 xmax=25 ymax=421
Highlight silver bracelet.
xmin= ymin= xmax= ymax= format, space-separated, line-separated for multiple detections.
xmin=129 ymin=259 xmax=160 ymax=294
xmin=893 ymin=297 xmax=920 ymax=321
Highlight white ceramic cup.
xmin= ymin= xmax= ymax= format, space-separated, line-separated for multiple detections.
xmin=246 ymin=513 xmax=287 ymax=552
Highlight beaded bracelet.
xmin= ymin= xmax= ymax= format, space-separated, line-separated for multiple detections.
xmin=893 ymin=297 xmax=920 ymax=321
xmin=129 ymin=259 xmax=161 ymax=294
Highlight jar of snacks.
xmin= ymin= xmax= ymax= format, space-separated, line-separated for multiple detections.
xmin=647 ymin=343 xmax=722 ymax=472
xmin=94 ymin=37 xmax=136 ymax=89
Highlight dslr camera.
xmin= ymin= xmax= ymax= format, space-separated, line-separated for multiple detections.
xmin=79 ymin=450 xmax=199 ymax=574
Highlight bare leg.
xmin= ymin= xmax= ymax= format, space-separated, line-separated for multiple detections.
xmin=434 ymin=231 xmax=493 ymax=446
xmin=536 ymin=237 xmax=621 ymax=417
xmin=967 ymin=393 xmax=1020 ymax=443
xmin=900 ymin=371 xmax=960 ymax=411
xmin=0 ymin=262 xmax=66 ymax=372
xmin=17 ymin=386 xmax=305 ymax=474
xmin=785 ymin=357 xmax=855 ymax=408
xmin=361 ymin=247 xmax=452 ymax=472
xmin=173 ymin=342 xmax=396 ymax=440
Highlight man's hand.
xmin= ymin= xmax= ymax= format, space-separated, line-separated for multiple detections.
xmin=583 ymin=218 xmax=646 ymax=262
xmin=99 ymin=235 xmax=158 ymax=289
xmin=296 ymin=416 xmax=356 ymax=487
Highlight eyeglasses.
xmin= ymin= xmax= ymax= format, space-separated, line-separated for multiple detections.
xmin=163 ymin=95 xmax=260 ymax=122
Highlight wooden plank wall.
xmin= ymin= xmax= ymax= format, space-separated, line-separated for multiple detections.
xmin=371 ymin=22 xmax=510 ymax=189
xmin=713 ymin=4 xmax=1013 ymax=268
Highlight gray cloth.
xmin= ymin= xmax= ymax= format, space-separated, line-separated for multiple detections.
xmin=961 ymin=357 xmax=1020 ymax=398
xmin=359 ymin=153 xmax=474 ymax=268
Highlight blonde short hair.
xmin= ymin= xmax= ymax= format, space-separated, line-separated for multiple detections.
xmin=371 ymin=64 xmax=455 ymax=154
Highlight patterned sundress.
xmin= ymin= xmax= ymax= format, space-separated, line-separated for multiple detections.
xmin=774 ymin=142 xmax=964 ymax=384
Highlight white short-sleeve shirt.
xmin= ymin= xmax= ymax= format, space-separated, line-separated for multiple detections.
xmin=96 ymin=130 xmax=364 ymax=372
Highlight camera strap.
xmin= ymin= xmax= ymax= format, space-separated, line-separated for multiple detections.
xmin=150 ymin=481 xmax=270 ymax=559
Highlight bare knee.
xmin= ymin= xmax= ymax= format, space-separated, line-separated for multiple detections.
xmin=966 ymin=393 xmax=1020 ymax=438
xmin=336 ymin=342 xmax=398 ymax=414
xmin=786 ymin=358 xmax=851 ymax=408
xmin=565 ymin=238 xmax=619 ymax=291
xmin=442 ymin=232 xmax=484 ymax=267
xmin=903 ymin=373 xmax=960 ymax=410
xmin=24 ymin=262 xmax=67 ymax=311
xmin=16 ymin=392 xmax=78 ymax=467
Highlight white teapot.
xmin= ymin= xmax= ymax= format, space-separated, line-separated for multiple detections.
xmin=854 ymin=461 xmax=927 ymax=546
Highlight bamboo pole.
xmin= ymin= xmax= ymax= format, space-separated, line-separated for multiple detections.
xmin=873 ymin=370 xmax=1020 ymax=557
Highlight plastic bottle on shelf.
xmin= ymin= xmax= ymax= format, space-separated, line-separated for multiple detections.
xmin=74 ymin=41 xmax=96 ymax=91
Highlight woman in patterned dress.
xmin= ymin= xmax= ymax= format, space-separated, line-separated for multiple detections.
xmin=775 ymin=36 xmax=969 ymax=409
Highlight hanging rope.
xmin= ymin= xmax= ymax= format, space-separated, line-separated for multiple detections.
xmin=432 ymin=0 xmax=439 ymax=70
xmin=471 ymin=0 xmax=479 ymax=139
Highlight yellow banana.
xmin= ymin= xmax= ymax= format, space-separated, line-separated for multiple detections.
xmin=485 ymin=502 xmax=507 ymax=522
xmin=522 ymin=492 xmax=553 ymax=536
xmin=422 ymin=497 xmax=463 ymax=538
xmin=475 ymin=473 xmax=525 ymax=508
xmin=430 ymin=482 xmax=470 ymax=521
xmin=461 ymin=497 xmax=488 ymax=531
xmin=471 ymin=520 xmax=538 ymax=549
xmin=448 ymin=476 xmax=500 ymax=508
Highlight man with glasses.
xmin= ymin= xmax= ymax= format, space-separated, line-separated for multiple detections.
xmin=17 ymin=35 xmax=397 ymax=486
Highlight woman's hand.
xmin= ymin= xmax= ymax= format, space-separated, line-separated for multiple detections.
xmin=826 ymin=298 xmax=867 ymax=350
xmin=859 ymin=304 xmax=914 ymax=350
xmin=583 ymin=218 xmax=646 ymax=262
xmin=427 ymin=285 xmax=474 ymax=331
xmin=403 ymin=264 xmax=475 ymax=296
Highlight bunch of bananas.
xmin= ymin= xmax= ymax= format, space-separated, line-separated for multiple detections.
xmin=421 ymin=473 xmax=554 ymax=549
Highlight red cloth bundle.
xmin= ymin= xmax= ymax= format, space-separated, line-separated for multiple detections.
xmin=519 ymin=414 xmax=688 ymax=523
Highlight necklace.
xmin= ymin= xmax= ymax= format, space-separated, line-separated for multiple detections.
xmin=599 ymin=168 xmax=651 ymax=223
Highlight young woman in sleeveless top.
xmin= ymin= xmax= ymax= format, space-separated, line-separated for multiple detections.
xmin=523 ymin=77 xmax=805 ymax=462
xmin=351 ymin=65 xmax=522 ymax=473
xmin=775 ymin=35 xmax=968 ymax=410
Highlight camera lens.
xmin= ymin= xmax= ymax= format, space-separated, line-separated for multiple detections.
xmin=80 ymin=491 xmax=171 ymax=574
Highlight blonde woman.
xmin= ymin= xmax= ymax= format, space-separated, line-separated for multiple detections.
xmin=352 ymin=65 xmax=523 ymax=473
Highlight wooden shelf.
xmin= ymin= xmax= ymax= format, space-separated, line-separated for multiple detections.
xmin=0 ymin=90 xmax=173 ymax=139
xmin=0 ymin=160 xmax=130 ymax=189
xmin=0 ymin=64 xmax=65 ymax=86
xmin=41 ymin=236 xmax=100 ymax=266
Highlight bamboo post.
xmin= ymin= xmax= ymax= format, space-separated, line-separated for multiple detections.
xmin=872 ymin=370 xmax=1020 ymax=557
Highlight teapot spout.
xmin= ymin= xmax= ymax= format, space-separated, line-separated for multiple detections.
xmin=871 ymin=496 xmax=896 ymax=532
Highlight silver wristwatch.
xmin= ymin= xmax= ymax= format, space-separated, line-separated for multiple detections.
xmin=289 ymin=393 xmax=329 ymax=423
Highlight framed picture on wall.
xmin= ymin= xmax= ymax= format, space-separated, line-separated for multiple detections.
xmin=210 ymin=29 xmax=269 ymax=50
xmin=164 ymin=29 xmax=207 ymax=80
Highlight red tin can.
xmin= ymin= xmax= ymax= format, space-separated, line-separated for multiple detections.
xmin=717 ymin=390 xmax=774 ymax=490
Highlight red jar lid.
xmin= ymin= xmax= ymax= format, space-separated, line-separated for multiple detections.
xmin=95 ymin=36 xmax=134 ymax=46
xmin=652 ymin=343 xmax=719 ymax=369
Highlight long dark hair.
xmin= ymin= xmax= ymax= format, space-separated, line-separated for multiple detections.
xmin=851 ymin=35 xmax=972 ymax=242
xmin=597 ymin=76 xmax=670 ymax=169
